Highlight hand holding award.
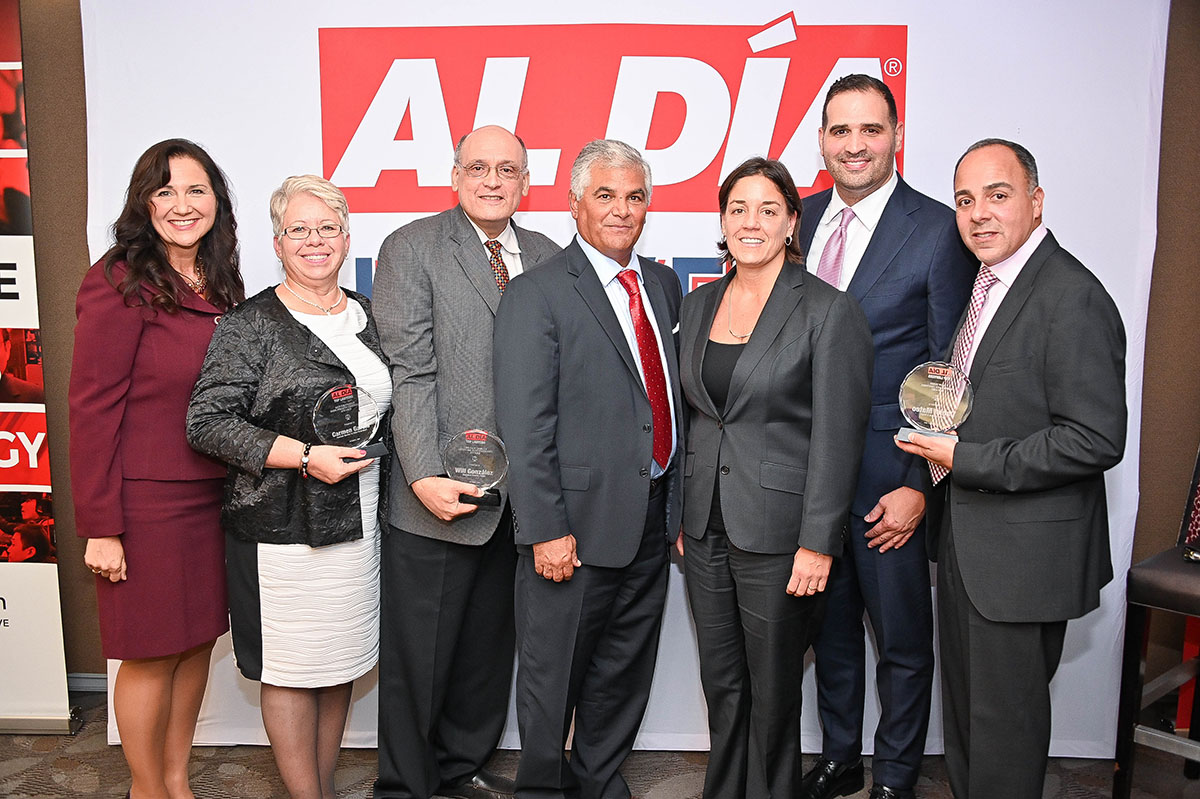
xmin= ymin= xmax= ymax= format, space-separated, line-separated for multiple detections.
xmin=896 ymin=361 xmax=973 ymax=442
xmin=312 ymin=384 xmax=388 ymax=461
xmin=442 ymin=429 xmax=508 ymax=507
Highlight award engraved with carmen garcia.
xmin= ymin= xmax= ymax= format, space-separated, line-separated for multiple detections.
xmin=312 ymin=383 xmax=388 ymax=460
xmin=442 ymin=429 xmax=508 ymax=507
xmin=896 ymin=361 xmax=974 ymax=443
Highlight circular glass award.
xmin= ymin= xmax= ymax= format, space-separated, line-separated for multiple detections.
xmin=312 ymin=384 xmax=386 ymax=457
xmin=442 ymin=429 xmax=508 ymax=506
xmin=897 ymin=361 xmax=973 ymax=441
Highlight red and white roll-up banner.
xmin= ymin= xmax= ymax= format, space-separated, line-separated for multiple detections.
xmin=0 ymin=0 xmax=73 ymax=734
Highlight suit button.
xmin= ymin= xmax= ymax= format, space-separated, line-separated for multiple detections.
xmin=640 ymin=467 xmax=649 ymax=478
xmin=643 ymin=423 xmax=651 ymax=433
xmin=720 ymin=465 xmax=730 ymax=475
xmin=717 ymin=421 xmax=723 ymax=430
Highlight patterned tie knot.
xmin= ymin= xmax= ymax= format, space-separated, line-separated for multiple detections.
xmin=485 ymin=239 xmax=502 ymax=258
xmin=616 ymin=268 xmax=640 ymax=295
xmin=838 ymin=206 xmax=856 ymax=229
xmin=975 ymin=264 xmax=999 ymax=292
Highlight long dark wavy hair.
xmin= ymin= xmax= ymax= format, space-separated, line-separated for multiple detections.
xmin=102 ymin=139 xmax=244 ymax=312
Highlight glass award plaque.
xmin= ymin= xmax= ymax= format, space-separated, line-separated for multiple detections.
xmin=442 ymin=429 xmax=507 ymax=507
xmin=312 ymin=384 xmax=387 ymax=460
xmin=897 ymin=361 xmax=973 ymax=442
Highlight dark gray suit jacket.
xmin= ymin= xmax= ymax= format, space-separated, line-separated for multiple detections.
xmin=679 ymin=261 xmax=874 ymax=556
xmin=931 ymin=231 xmax=1126 ymax=623
xmin=373 ymin=205 xmax=560 ymax=545
xmin=493 ymin=240 xmax=684 ymax=569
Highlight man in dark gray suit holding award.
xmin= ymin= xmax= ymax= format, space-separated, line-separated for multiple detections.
xmin=373 ymin=125 xmax=560 ymax=799
xmin=898 ymin=139 xmax=1126 ymax=799
xmin=493 ymin=139 xmax=683 ymax=799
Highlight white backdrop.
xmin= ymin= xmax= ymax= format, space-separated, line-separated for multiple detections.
xmin=82 ymin=1 xmax=1167 ymax=756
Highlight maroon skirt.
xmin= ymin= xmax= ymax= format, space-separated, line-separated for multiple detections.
xmin=95 ymin=477 xmax=229 ymax=660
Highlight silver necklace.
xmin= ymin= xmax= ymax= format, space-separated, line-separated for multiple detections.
xmin=726 ymin=281 xmax=753 ymax=341
xmin=282 ymin=279 xmax=343 ymax=315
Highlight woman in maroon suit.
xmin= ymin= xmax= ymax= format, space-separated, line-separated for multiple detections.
xmin=69 ymin=139 xmax=244 ymax=799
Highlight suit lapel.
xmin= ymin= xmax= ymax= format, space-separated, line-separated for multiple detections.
xmin=569 ymin=243 xmax=642 ymax=386
xmin=690 ymin=273 xmax=727 ymax=419
xmin=846 ymin=179 xmax=918 ymax=301
xmin=967 ymin=233 xmax=1059 ymax=384
xmin=449 ymin=206 xmax=503 ymax=315
xmin=799 ymin=189 xmax=832 ymax=253
xmin=724 ymin=261 xmax=805 ymax=414
xmin=642 ymin=259 xmax=682 ymax=407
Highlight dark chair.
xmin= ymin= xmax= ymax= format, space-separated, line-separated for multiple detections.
xmin=1114 ymin=451 xmax=1200 ymax=798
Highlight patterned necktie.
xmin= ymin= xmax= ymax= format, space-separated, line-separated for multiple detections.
xmin=930 ymin=265 xmax=1000 ymax=484
xmin=815 ymin=207 xmax=856 ymax=287
xmin=616 ymin=269 xmax=672 ymax=470
xmin=485 ymin=240 xmax=509 ymax=293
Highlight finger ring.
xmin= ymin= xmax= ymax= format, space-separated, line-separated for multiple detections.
xmin=90 ymin=567 xmax=101 ymax=574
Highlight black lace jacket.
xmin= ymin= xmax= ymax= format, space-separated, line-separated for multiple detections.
xmin=186 ymin=286 xmax=389 ymax=547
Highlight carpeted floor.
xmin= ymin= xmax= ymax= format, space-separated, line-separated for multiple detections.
xmin=0 ymin=693 xmax=1195 ymax=798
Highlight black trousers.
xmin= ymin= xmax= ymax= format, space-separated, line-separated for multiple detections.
xmin=811 ymin=513 xmax=935 ymax=788
xmin=513 ymin=485 xmax=668 ymax=799
xmin=684 ymin=527 xmax=827 ymax=799
xmin=374 ymin=509 xmax=517 ymax=799
xmin=938 ymin=526 xmax=1067 ymax=799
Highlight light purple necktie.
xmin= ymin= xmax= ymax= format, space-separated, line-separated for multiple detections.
xmin=815 ymin=207 xmax=856 ymax=287
xmin=930 ymin=265 xmax=1000 ymax=484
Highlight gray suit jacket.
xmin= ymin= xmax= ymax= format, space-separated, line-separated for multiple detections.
xmin=930 ymin=231 xmax=1126 ymax=622
xmin=373 ymin=205 xmax=560 ymax=545
xmin=493 ymin=240 xmax=684 ymax=569
xmin=679 ymin=261 xmax=874 ymax=556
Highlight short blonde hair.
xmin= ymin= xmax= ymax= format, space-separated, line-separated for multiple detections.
xmin=268 ymin=175 xmax=350 ymax=236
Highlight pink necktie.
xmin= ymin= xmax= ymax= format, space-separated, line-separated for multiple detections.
xmin=485 ymin=240 xmax=509 ymax=293
xmin=616 ymin=269 xmax=672 ymax=470
xmin=931 ymin=265 xmax=999 ymax=484
xmin=816 ymin=207 xmax=856 ymax=287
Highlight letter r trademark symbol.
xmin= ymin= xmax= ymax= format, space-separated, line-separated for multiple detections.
xmin=884 ymin=58 xmax=903 ymax=76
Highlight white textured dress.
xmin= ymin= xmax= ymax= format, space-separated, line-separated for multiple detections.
xmin=252 ymin=299 xmax=391 ymax=687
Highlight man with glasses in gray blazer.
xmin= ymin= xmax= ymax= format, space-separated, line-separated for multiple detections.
xmin=373 ymin=125 xmax=560 ymax=799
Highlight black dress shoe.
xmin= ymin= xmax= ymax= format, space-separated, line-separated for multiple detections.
xmin=799 ymin=757 xmax=865 ymax=799
xmin=869 ymin=785 xmax=915 ymax=799
xmin=438 ymin=769 xmax=516 ymax=799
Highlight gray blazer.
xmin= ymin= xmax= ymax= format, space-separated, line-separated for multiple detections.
xmin=493 ymin=241 xmax=684 ymax=569
xmin=929 ymin=231 xmax=1127 ymax=622
xmin=373 ymin=205 xmax=560 ymax=545
xmin=679 ymin=261 xmax=874 ymax=556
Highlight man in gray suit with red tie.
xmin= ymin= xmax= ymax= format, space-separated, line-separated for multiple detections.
xmin=373 ymin=125 xmax=560 ymax=799
xmin=798 ymin=74 xmax=974 ymax=799
xmin=898 ymin=139 xmax=1126 ymax=799
xmin=493 ymin=139 xmax=683 ymax=799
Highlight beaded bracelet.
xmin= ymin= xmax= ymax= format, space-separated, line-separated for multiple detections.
xmin=300 ymin=443 xmax=312 ymax=478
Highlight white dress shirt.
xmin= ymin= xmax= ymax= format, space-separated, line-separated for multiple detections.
xmin=465 ymin=216 xmax=525 ymax=278
xmin=963 ymin=224 xmax=1049 ymax=374
xmin=576 ymin=234 xmax=677 ymax=476
xmin=807 ymin=171 xmax=899 ymax=290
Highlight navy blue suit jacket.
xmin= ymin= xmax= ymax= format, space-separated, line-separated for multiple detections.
xmin=799 ymin=176 xmax=975 ymax=519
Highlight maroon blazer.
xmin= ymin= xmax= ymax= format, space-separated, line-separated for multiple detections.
xmin=69 ymin=261 xmax=227 ymax=539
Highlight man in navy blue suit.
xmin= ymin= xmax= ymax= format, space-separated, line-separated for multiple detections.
xmin=797 ymin=74 xmax=975 ymax=799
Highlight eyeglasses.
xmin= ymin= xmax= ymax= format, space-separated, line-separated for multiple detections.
xmin=280 ymin=223 xmax=345 ymax=240
xmin=456 ymin=161 xmax=526 ymax=182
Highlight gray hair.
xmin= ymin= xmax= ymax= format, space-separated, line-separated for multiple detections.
xmin=454 ymin=127 xmax=530 ymax=170
xmin=569 ymin=139 xmax=653 ymax=204
xmin=269 ymin=175 xmax=350 ymax=236
xmin=955 ymin=138 xmax=1039 ymax=194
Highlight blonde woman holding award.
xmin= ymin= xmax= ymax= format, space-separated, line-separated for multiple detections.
xmin=187 ymin=175 xmax=390 ymax=799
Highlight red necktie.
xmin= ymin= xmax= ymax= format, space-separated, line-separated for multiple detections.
xmin=616 ymin=269 xmax=672 ymax=470
xmin=485 ymin=240 xmax=509 ymax=293
xmin=931 ymin=265 xmax=1000 ymax=484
